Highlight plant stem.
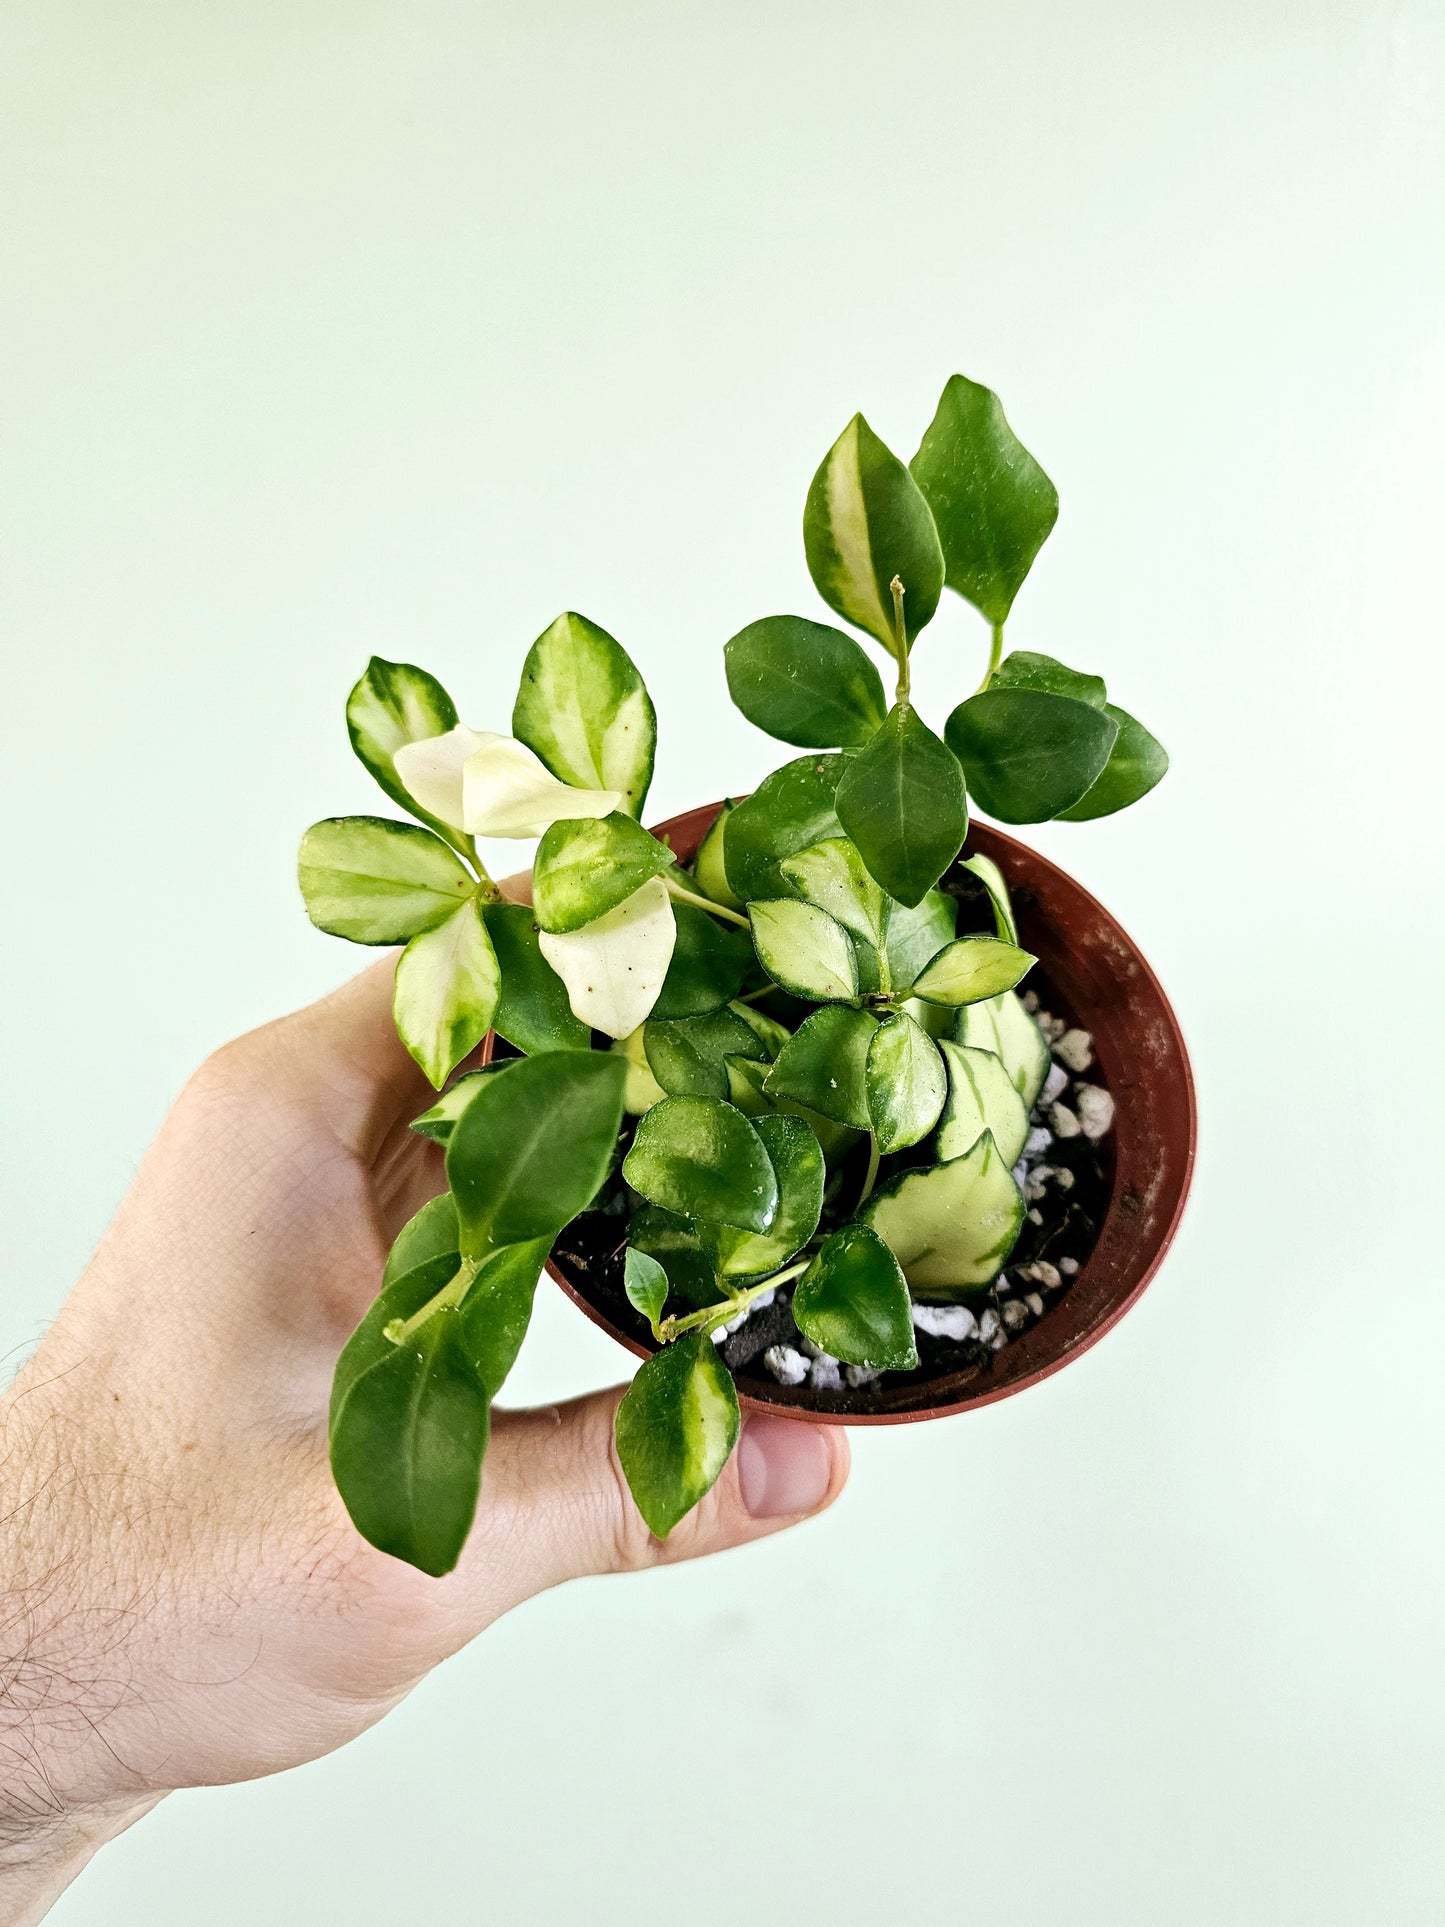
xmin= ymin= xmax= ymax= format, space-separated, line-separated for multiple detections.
xmin=464 ymin=838 xmax=503 ymax=902
xmin=666 ymin=875 xmax=751 ymax=929
xmin=858 ymin=1134 xmax=881 ymax=1208
xmin=889 ymin=575 xmax=911 ymax=707
xmin=383 ymin=1254 xmax=482 ymax=1345
xmin=657 ymin=1258 xmax=811 ymax=1344
xmin=974 ymin=622 xmax=1005 ymax=695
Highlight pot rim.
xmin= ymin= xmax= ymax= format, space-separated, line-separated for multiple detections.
xmin=506 ymin=802 xmax=1196 ymax=1426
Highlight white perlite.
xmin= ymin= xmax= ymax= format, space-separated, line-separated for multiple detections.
xmin=1059 ymin=1256 xmax=1080 ymax=1276
xmin=809 ymin=1355 xmax=843 ymax=1392
xmin=763 ymin=1344 xmax=808 ymax=1385
xmin=1025 ymin=1291 xmax=1045 ymax=1316
xmin=978 ymin=1307 xmax=1001 ymax=1343
xmin=1049 ymin=1100 xmax=1082 ymax=1138
xmin=912 ymin=1301 xmax=979 ymax=1342
xmin=845 ymin=1363 xmax=882 ymax=1389
xmin=1001 ymin=1298 xmax=1030 ymax=1331
xmin=1075 ymin=1085 xmax=1116 ymax=1139
xmin=1040 ymin=1061 xmax=1069 ymax=1107
xmin=1054 ymin=1028 xmax=1094 ymax=1073
xmin=1023 ymin=1124 xmax=1053 ymax=1160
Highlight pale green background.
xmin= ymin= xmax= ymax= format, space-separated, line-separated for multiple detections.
xmin=2 ymin=2 xmax=1442 ymax=1921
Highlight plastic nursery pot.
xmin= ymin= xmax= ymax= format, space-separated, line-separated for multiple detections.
xmin=497 ymin=800 xmax=1196 ymax=1427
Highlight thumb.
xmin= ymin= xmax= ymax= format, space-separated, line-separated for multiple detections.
xmin=469 ymin=1386 xmax=850 ymax=1604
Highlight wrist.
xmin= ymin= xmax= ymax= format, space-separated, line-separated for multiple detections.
xmin=0 ymin=1794 xmax=162 ymax=1925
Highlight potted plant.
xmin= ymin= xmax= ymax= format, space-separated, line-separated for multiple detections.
xmin=298 ymin=374 xmax=1195 ymax=1576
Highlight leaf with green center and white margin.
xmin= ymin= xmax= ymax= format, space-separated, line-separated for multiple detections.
xmin=482 ymin=903 xmax=591 ymax=1055
xmin=614 ymin=1332 xmax=741 ymax=1540
xmin=532 ymin=812 xmax=676 ymax=935
xmin=462 ymin=735 xmax=623 ymax=839
xmin=329 ymin=1308 xmax=488 ymax=1576
xmin=764 ymin=1004 xmax=878 ymax=1130
xmin=804 ymin=414 xmax=944 ymax=650
xmin=724 ymin=615 xmax=888 ymax=748
xmin=346 ymin=657 xmax=463 ymax=845
xmin=624 ymin=1247 xmax=669 ymax=1334
xmin=730 ymin=999 xmax=791 ymax=1058
xmin=991 ymin=650 xmax=1106 ymax=708
xmin=835 ymin=706 xmax=968 ymax=909
xmin=936 ymin=1040 xmax=1029 ymax=1167
xmin=883 ymin=889 xmax=957 ymax=991
xmin=410 ymin=1069 xmax=493 ymax=1143
xmin=793 ymin=1223 xmax=917 ymax=1371
xmin=692 ymin=800 xmax=742 ymax=910
xmin=909 ymin=936 xmax=1035 ymax=1008
xmin=865 ymin=1010 xmax=947 ymax=1154
xmin=393 ymin=725 xmax=494 ymax=834
xmin=724 ymin=754 xmax=846 ymax=904
xmin=393 ymin=896 xmax=501 ymax=1087
xmin=709 ymin=1114 xmax=824 ymax=1279
xmin=944 ymin=689 xmax=1118 ymax=825
xmin=623 ymin=1095 xmax=779 ymax=1233
xmin=649 ymin=904 xmax=753 ymax=1021
xmin=954 ymin=990 xmax=1052 ymax=1109
xmin=447 ymin=1049 xmax=626 ymax=1258
xmin=908 ymin=374 xmax=1059 ymax=626
xmin=613 ymin=1026 xmax=670 ymax=1114
xmin=724 ymin=1056 xmax=863 ymax=1164
xmin=747 ymin=899 xmax=858 ymax=1004
xmin=537 ymin=875 xmax=676 ymax=1039
xmin=298 ymin=817 xmax=475 ymax=945
xmin=780 ymin=836 xmax=888 ymax=947
xmin=512 ymin=611 xmax=656 ymax=817
xmin=644 ymin=1006 xmax=766 ymax=1100
xmin=860 ymin=1130 xmax=1024 ymax=1297
xmin=959 ymin=853 xmax=1018 ymax=944
xmin=629 ymin=1204 xmax=719 ymax=1311
xmin=1056 ymin=705 xmax=1169 ymax=821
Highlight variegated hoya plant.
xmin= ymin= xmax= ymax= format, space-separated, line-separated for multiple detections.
xmin=300 ymin=374 xmax=1168 ymax=1574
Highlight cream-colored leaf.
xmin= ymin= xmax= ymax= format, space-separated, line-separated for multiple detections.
xmin=537 ymin=876 xmax=676 ymax=1039
xmin=392 ymin=725 xmax=496 ymax=832
xmin=462 ymin=735 xmax=623 ymax=838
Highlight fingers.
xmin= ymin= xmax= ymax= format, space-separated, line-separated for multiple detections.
xmin=469 ymin=1389 xmax=850 ymax=1610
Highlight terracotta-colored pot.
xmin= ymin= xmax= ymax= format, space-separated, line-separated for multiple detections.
xmin=508 ymin=801 xmax=1196 ymax=1425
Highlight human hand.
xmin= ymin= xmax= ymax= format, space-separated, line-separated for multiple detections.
xmin=0 ymin=957 xmax=848 ymax=1923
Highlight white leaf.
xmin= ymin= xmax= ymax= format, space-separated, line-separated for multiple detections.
xmin=392 ymin=725 xmax=497 ymax=832
xmin=462 ymin=736 xmax=623 ymax=838
xmin=538 ymin=876 xmax=676 ymax=1039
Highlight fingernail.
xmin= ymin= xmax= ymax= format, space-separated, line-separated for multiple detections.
xmin=737 ymin=1416 xmax=834 ymax=1519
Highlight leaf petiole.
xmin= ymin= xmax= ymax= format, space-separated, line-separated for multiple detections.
xmin=889 ymin=575 xmax=911 ymax=706
xmin=974 ymin=621 xmax=1006 ymax=696
xmin=383 ymin=1253 xmax=483 ymax=1345
xmin=858 ymin=1134 xmax=881 ymax=1207
xmin=665 ymin=875 xmax=751 ymax=930
xmin=657 ymin=1258 xmax=811 ymax=1345
xmin=463 ymin=839 xmax=504 ymax=902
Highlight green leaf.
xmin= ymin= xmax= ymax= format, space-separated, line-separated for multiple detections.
xmin=730 ymin=999 xmax=792 ymax=1059
xmin=383 ymin=1192 xmax=460 ymax=1288
xmin=909 ymin=936 xmax=1035 ymax=1007
xmin=723 ymin=754 xmax=847 ymax=905
xmin=643 ymin=1006 xmax=766 ymax=1099
xmin=447 ymin=1049 xmax=627 ymax=1257
xmin=482 ymin=903 xmax=592 ymax=1055
xmin=537 ymin=876 xmax=677 ymax=1039
xmin=329 ymin=1310 xmax=488 ymax=1576
xmin=780 ymin=836 xmax=888 ymax=947
xmin=860 ymin=1130 xmax=1024 ymax=1296
xmin=692 ymin=800 xmax=742 ymax=910
xmin=765 ymin=1004 xmax=878 ymax=1129
xmin=298 ymin=817 xmax=475 ymax=944
xmin=1056 ymin=705 xmax=1169 ymax=820
xmin=532 ymin=812 xmax=676 ymax=934
xmin=613 ymin=1026 xmax=670 ymax=1114
xmin=331 ymin=1251 xmax=461 ymax=1429
xmin=629 ymin=1204 xmax=719 ymax=1310
xmin=410 ymin=1070 xmax=492 ymax=1143
xmin=649 ymin=903 xmax=753 ymax=1020
xmin=865 ymin=1010 xmax=947 ymax=1154
xmin=709 ymin=1114 xmax=824 ymax=1278
xmin=835 ymin=706 xmax=968 ymax=908
xmin=883 ymin=889 xmax=957 ymax=990
xmin=944 ymin=689 xmax=1118 ymax=824
xmin=955 ymin=991 xmax=1052 ymax=1110
xmin=724 ymin=1056 xmax=863 ymax=1163
xmin=793 ymin=1224 xmax=917 ymax=1370
xmin=345 ymin=657 xmax=462 ymax=844
xmin=624 ymin=1096 xmax=779 ymax=1232
xmin=614 ymin=1333 xmax=741 ymax=1539
xmin=624 ymin=1247 xmax=669 ymax=1332
xmin=457 ymin=1238 xmax=551 ymax=1397
xmin=747 ymin=899 xmax=859 ymax=1003
xmin=724 ymin=615 xmax=888 ymax=748
xmin=804 ymin=414 xmax=944 ymax=649
xmin=394 ymin=896 xmax=501 ymax=1087
xmin=936 ymin=1040 xmax=1030 ymax=1167
xmin=908 ymin=374 xmax=1059 ymax=625
xmin=512 ymin=611 xmax=656 ymax=816
xmin=958 ymin=852 xmax=1018 ymax=944
xmin=991 ymin=649 xmax=1106 ymax=708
